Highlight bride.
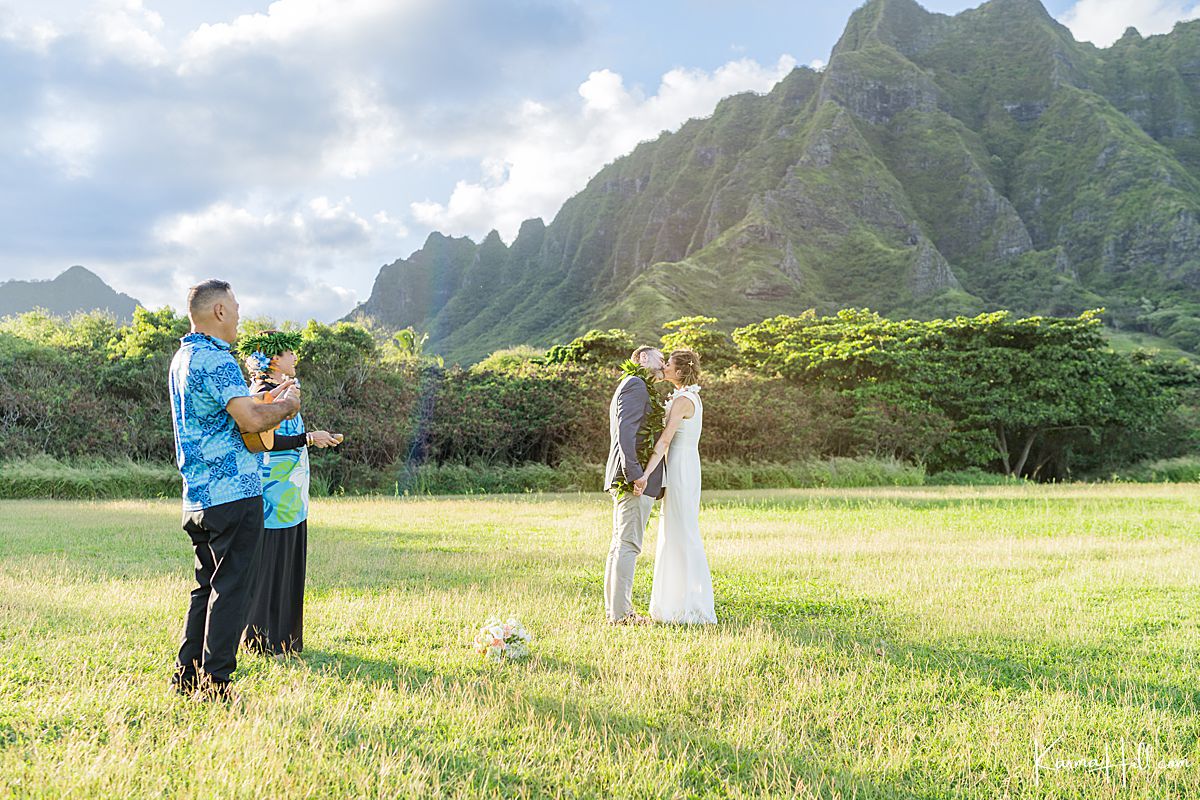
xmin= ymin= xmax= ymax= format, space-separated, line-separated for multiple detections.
xmin=633 ymin=349 xmax=717 ymax=625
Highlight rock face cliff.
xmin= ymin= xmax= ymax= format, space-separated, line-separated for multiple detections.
xmin=349 ymin=0 xmax=1200 ymax=362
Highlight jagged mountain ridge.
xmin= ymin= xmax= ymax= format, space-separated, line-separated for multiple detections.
xmin=348 ymin=0 xmax=1200 ymax=362
xmin=0 ymin=266 xmax=142 ymax=323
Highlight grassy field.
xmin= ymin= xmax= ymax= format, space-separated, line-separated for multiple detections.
xmin=1 ymin=486 xmax=1198 ymax=798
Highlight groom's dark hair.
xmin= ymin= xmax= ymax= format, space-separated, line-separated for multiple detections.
xmin=631 ymin=345 xmax=659 ymax=361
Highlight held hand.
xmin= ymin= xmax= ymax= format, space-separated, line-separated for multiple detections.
xmin=274 ymin=383 xmax=301 ymax=418
xmin=267 ymin=378 xmax=296 ymax=400
xmin=308 ymin=430 xmax=341 ymax=448
xmin=632 ymin=477 xmax=648 ymax=496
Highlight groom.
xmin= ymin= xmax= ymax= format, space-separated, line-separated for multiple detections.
xmin=604 ymin=345 xmax=666 ymax=624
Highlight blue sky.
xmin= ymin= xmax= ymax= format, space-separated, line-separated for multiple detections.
xmin=1 ymin=0 xmax=1196 ymax=321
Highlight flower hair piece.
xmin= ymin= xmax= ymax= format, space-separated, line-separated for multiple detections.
xmin=244 ymin=350 xmax=272 ymax=374
xmin=235 ymin=329 xmax=303 ymax=377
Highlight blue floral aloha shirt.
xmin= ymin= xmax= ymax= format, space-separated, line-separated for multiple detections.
xmin=169 ymin=332 xmax=263 ymax=511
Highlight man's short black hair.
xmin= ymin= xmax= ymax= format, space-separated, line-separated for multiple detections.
xmin=187 ymin=279 xmax=232 ymax=317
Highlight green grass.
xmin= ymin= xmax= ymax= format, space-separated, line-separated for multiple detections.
xmin=2 ymin=486 xmax=1198 ymax=798
xmin=0 ymin=456 xmax=181 ymax=499
xmin=0 ymin=456 xmax=928 ymax=499
xmin=1104 ymin=329 xmax=1199 ymax=361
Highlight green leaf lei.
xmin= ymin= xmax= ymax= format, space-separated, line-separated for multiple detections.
xmin=611 ymin=359 xmax=666 ymax=497
xmin=234 ymin=330 xmax=303 ymax=360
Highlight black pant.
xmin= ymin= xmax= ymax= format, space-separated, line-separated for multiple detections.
xmin=175 ymin=495 xmax=265 ymax=685
xmin=243 ymin=520 xmax=308 ymax=656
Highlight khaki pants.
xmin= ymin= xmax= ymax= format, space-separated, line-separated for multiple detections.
xmin=604 ymin=492 xmax=655 ymax=621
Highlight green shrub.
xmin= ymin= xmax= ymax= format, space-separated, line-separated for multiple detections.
xmin=539 ymin=329 xmax=633 ymax=365
xmin=2 ymin=308 xmax=1193 ymax=483
xmin=660 ymin=316 xmax=739 ymax=373
xmin=805 ymin=457 xmax=927 ymax=488
xmin=1113 ymin=456 xmax=1200 ymax=483
xmin=472 ymin=346 xmax=546 ymax=374
xmin=0 ymin=456 xmax=180 ymax=499
xmin=701 ymin=462 xmax=756 ymax=490
xmin=0 ymin=456 xmax=929 ymax=499
xmin=699 ymin=457 xmax=925 ymax=490
xmin=926 ymin=467 xmax=1026 ymax=486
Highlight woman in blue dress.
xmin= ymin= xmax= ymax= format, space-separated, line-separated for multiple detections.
xmin=237 ymin=330 xmax=341 ymax=655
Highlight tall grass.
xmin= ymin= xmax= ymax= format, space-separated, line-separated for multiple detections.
xmin=0 ymin=456 xmax=927 ymax=499
xmin=1 ymin=486 xmax=1198 ymax=798
xmin=1114 ymin=455 xmax=1200 ymax=483
xmin=9 ymin=453 xmax=1200 ymax=500
xmin=0 ymin=455 xmax=180 ymax=499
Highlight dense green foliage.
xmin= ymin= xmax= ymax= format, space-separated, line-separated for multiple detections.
xmin=659 ymin=316 xmax=739 ymax=372
xmin=1 ymin=304 xmax=1195 ymax=493
xmin=734 ymin=308 xmax=1196 ymax=477
xmin=538 ymin=328 xmax=633 ymax=366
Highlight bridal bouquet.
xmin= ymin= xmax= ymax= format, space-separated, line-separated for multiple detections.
xmin=473 ymin=616 xmax=532 ymax=662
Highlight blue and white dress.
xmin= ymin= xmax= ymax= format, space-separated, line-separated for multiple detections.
xmin=243 ymin=379 xmax=312 ymax=655
xmin=263 ymin=412 xmax=310 ymax=529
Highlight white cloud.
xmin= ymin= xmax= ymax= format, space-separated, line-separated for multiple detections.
xmin=145 ymin=196 xmax=408 ymax=321
xmin=92 ymin=0 xmax=168 ymax=67
xmin=2 ymin=0 xmax=168 ymax=64
xmin=179 ymin=0 xmax=429 ymax=69
xmin=578 ymin=68 xmax=627 ymax=113
xmin=26 ymin=94 xmax=102 ymax=178
xmin=0 ymin=14 xmax=61 ymax=53
xmin=321 ymin=81 xmax=405 ymax=179
xmin=0 ymin=0 xmax=594 ymax=324
xmin=1059 ymin=0 xmax=1200 ymax=47
xmin=410 ymin=54 xmax=798 ymax=240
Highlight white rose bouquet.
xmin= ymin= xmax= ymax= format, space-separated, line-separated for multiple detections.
xmin=472 ymin=616 xmax=532 ymax=662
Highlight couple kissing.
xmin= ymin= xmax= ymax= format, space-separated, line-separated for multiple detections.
xmin=604 ymin=346 xmax=716 ymax=626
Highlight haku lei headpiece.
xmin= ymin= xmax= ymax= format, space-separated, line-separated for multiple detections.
xmin=235 ymin=329 xmax=303 ymax=376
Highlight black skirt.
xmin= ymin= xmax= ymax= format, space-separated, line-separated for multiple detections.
xmin=243 ymin=520 xmax=307 ymax=655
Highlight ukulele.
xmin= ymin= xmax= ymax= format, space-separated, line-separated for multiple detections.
xmin=240 ymin=381 xmax=291 ymax=453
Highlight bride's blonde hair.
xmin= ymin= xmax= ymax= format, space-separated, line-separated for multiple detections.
xmin=668 ymin=349 xmax=701 ymax=385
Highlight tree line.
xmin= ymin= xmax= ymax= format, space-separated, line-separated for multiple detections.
xmin=0 ymin=306 xmax=1195 ymax=490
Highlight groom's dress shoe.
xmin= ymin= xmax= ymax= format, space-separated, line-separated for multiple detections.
xmin=611 ymin=612 xmax=652 ymax=626
xmin=170 ymin=679 xmax=197 ymax=697
xmin=170 ymin=672 xmax=199 ymax=696
xmin=191 ymin=680 xmax=240 ymax=704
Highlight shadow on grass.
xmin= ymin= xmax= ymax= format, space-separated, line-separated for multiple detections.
xmin=308 ymin=533 xmax=594 ymax=590
xmin=555 ymin=567 xmax=1200 ymax=721
xmin=711 ymin=575 xmax=1200 ymax=718
xmin=290 ymin=648 xmax=440 ymax=690
xmin=0 ymin=519 xmax=546 ymax=585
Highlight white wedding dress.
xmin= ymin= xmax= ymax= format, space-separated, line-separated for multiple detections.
xmin=649 ymin=388 xmax=717 ymax=624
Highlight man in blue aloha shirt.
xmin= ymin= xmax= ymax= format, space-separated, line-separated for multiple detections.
xmin=168 ymin=279 xmax=301 ymax=702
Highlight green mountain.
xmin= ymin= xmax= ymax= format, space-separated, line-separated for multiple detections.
xmin=347 ymin=0 xmax=1200 ymax=363
xmin=0 ymin=266 xmax=141 ymax=323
